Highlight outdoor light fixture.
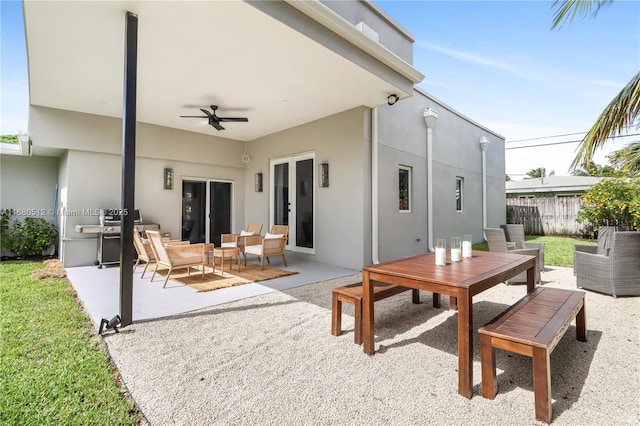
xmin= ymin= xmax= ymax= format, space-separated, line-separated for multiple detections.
xmin=387 ymin=94 xmax=399 ymax=106
xmin=99 ymin=315 xmax=122 ymax=334
xmin=163 ymin=167 xmax=174 ymax=190
xmin=318 ymin=163 xmax=329 ymax=187
xmin=255 ymin=172 xmax=263 ymax=192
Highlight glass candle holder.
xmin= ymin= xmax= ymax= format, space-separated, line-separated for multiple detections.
xmin=435 ymin=239 xmax=446 ymax=266
xmin=462 ymin=234 xmax=472 ymax=259
xmin=451 ymin=237 xmax=461 ymax=262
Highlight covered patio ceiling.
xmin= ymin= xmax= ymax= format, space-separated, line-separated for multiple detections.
xmin=23 ymin=0 xmax=423 ymax=143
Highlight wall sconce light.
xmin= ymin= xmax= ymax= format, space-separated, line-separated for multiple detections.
xmin=387 ymin=94 xmax=399 ymax=106
xmin=99 ymin=315 xmax=121 ymax=334
xmin=164 ymin=168 xmax=174 ymax=190
xmin=318 ymin=163 xmax=329 ymax=188
xmin=255 ymin=172 xmax=263 ymax=192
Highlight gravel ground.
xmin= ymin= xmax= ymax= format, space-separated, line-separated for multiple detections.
xmin=103 ymin=266 xmax=639 ymax=425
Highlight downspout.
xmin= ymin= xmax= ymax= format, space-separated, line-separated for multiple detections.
xmin=480 ymin=136 xmax=490 ymax=232
xmin=423 ymin=108 xmax=438 ymax=251
xmin=371 ymin=107 xmax=379 ymax=264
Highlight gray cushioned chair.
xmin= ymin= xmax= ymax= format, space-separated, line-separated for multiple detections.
xmin=500 ymin=224 xmax=545 ymax=271
xmin=484 ymin=228 xmax=540 ymax=284
xmin=574 ymin=230 xmax=640 ymax=298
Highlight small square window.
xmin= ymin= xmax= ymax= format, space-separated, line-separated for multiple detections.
xmin=456 ymin=177 xmax=463 ymax=212
xmin=399 ymin=166 xmax=411 ymax=212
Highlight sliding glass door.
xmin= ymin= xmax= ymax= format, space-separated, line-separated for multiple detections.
xmin=182 ymin=178 xmax=233 ymax=246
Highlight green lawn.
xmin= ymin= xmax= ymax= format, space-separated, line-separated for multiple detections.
xmin=473 ymin=235 xmax=596 ymax=267
xmin=0 ymin=261 xmax=140 ymax=425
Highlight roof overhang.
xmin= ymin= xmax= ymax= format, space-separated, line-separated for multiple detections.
xmin=23 ymin=0 xmax=424 ymax=142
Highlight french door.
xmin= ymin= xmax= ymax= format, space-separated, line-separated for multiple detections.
xmin=181 ymin=179 xmax=233 ymax=246
xmin=270 ymin=153 xmax=315 ymax=254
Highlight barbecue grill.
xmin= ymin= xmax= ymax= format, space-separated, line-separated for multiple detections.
xmin=75 ymin=209 xmax=160 ymax=268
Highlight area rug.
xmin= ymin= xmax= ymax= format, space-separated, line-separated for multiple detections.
xmin=154 ymin=263 xmax=298 ymax=292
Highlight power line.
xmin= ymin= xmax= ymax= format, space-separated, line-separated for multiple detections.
xmin=505 ymin=133 xmax=640 ymax=150
xmin=506 ymin=125 xmax=636 ymax=144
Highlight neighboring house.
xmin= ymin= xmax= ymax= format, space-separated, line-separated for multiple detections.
xmin=506 ymin=176 xmax=605 ymax=198
xmin=1 ymin=0 xmax=506 ymax=269
xmin=505 ymin=176 xmax=605 ymax=236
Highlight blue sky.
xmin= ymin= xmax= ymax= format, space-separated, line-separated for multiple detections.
xmin=1 ymin=1 xmax=639 ymax=178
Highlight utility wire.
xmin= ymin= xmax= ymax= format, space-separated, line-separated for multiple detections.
xmin=505 ymin=133 xmax=640 ymax=150
xmin=506 ymin=125 xmax=636 ymax=144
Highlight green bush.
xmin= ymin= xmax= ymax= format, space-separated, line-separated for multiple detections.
xmin=1 ymin=211 xmax=58 ymax=258
xmin=577 ymin=177 xmax=640 ymax=229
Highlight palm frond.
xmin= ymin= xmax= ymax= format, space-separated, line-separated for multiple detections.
xmin=551 ymin=0 xmax=614 ymax=30
xmin=571 ymin=71 xmax=640 ymax=170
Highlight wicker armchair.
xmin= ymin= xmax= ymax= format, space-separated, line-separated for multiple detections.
xmin=574 ymin=230 xmax=640 ymax=297
xmin=500 ymin=224 xmax=545 ymax=271
xmin=220 ymin=224 xmax=263 ymax=259
xmin=132 ymin=231 xmax=189 ymax=278
xmin=244 ymin=225 xmax=289 ymax=269
xmin=146 ymin=230 xmax=208 ymax=288
xmin=484 ymin=228 xmax=540 ymax=284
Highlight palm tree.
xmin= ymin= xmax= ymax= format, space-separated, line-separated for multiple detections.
xmin=608 ymin=142 xmax=640 ymax=175
xmin=551 ymin=1 xmax=640 ymax=171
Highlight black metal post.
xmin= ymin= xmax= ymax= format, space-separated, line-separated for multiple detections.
xmin=119 ymin=11 xmax=138 ymax=327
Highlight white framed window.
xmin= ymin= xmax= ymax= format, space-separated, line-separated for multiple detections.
xmin=399 ymin=166 xmax=411 ymax=212
xmin=456 ymin=177 xmax=463 ymax=212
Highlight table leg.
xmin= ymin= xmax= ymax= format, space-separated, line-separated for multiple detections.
xmin=457 ymin=288 xmax=473 ymax=398
xmin=362 ymin=271 xmax=375 ymax=355
xmin=527 ymin=264 xmax=535 ymax=293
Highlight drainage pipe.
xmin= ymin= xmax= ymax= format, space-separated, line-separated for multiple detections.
xmin=480 ymin=136 xmax=490 ymax=233
xmin=423 ymin=108 xmax=438 ymax=251
xmin=371 ymin=107 xmax=379 ymax=264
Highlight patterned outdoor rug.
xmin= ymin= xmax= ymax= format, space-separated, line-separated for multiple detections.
xmin=154 ymin=262 xmax=298 ymax=292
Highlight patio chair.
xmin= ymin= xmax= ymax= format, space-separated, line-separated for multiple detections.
xmin=243 ymin=225 xmax=289 ymax=269
xmin=500 ymin=224 xmax=545 ymax=270
xmin=220 ymin=224 xmax=264 ymax=260
xmin=146 ymin=230 xmax=208 ymax=288
xmin=574 ymin=230 xmax=640 ymax=297
xmin=484 ymin=228 xmax=540 ymax=284
xmin=133 ymin=231 xmax=189 ymax=278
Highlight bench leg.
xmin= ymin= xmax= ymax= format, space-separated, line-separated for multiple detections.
xmin=532 ymin=346 xmax=552 ymax=424
xmin=432 ymin=293 xmax=441 ymax=308
xmin=412 ymin=289 xmax=420 ymax=304
xmin=354 ymin=298 xmax=363 ymax=345
xmin=576 ymin=302 xmax=587 ymax=342
xmin=480 ymin=334 xmax=497 ymax=399
xmin=449 ymin=296 xmax=458 ymax=310
xmin=331 ymin=292 xmax=342 ymax=337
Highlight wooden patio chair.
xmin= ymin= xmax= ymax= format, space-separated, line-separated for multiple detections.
xmin=132 ymin=231 xmax=189 ymax=278
xmin=146 ymin=230 xmax=208 ymax=288
xmin=500 ymin=224 xmax=545 ymax=270
xmin=220 ymin=223 xmax=264 ymax=260
xmin=484 ymin=228 xmax=540 ymax=284
xmin=243 ymin=225 xmax=289 ymax=269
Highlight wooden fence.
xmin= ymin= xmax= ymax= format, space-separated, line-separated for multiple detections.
xmin=506 ymin=196 xmax=590 ymax=236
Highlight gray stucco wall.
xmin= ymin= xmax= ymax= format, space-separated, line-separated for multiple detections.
xmin=0 ymin=154 xmax=59 ymax=256
xmin=376 ymin=90 xmax=505 ymax=262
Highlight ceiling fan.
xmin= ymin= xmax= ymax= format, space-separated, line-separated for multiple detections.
xmin=180 ymin=105 xmax=248 ymax=131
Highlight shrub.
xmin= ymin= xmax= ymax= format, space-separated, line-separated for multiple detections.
xmin=1 ymin=210 xmax=58 ymax=258
xmin=577 ymin=177 xmax=640 ymax=230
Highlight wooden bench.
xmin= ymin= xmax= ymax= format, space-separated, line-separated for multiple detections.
xmin=478 ymin=287 xmax=587 ymax=424
xmin=332 ymin=282 xmax=440 ymax=345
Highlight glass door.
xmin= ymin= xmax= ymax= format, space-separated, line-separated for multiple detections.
xmin=270 ymin=153 xmax=315 ymax=254
xmin=182 ymin=178 xmax=233 ymax=245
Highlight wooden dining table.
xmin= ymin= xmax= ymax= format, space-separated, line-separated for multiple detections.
xmin=362 ymin=250 xmax=536 ymax=398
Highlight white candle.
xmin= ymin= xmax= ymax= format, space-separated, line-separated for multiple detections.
xmin=462 ymin=241 xmax=472 ymax=258
xmin=435 ymin=247 xmax=446 ymax=266
xmin=451 ymin=248 xmax=461 ymax=262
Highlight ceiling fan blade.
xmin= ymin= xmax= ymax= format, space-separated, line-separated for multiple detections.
xmin=217 ymin=117 xmax=248 ymax=122
xmin=200 ymin=108 xmax=213 ymax=117
xmin=210 ymin=121 xmax=225 ymax=131
xmin=179 ymin=115 xmax=208 ymax=118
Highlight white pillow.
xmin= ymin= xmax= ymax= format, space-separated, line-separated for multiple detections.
xmin=265 ymin=233 xmax=284 ymax=239
xmin=240 ymin=230 xmax=254 ymax=236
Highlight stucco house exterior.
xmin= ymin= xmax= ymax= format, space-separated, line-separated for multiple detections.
xmin=1 ymin=0 xmax=506 ymax=271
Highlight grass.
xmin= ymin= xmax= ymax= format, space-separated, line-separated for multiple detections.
xmin=472 ymin=235 xmax=596 ymax=267
xmin=0 ymin=261 xmax=140 ymax=425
